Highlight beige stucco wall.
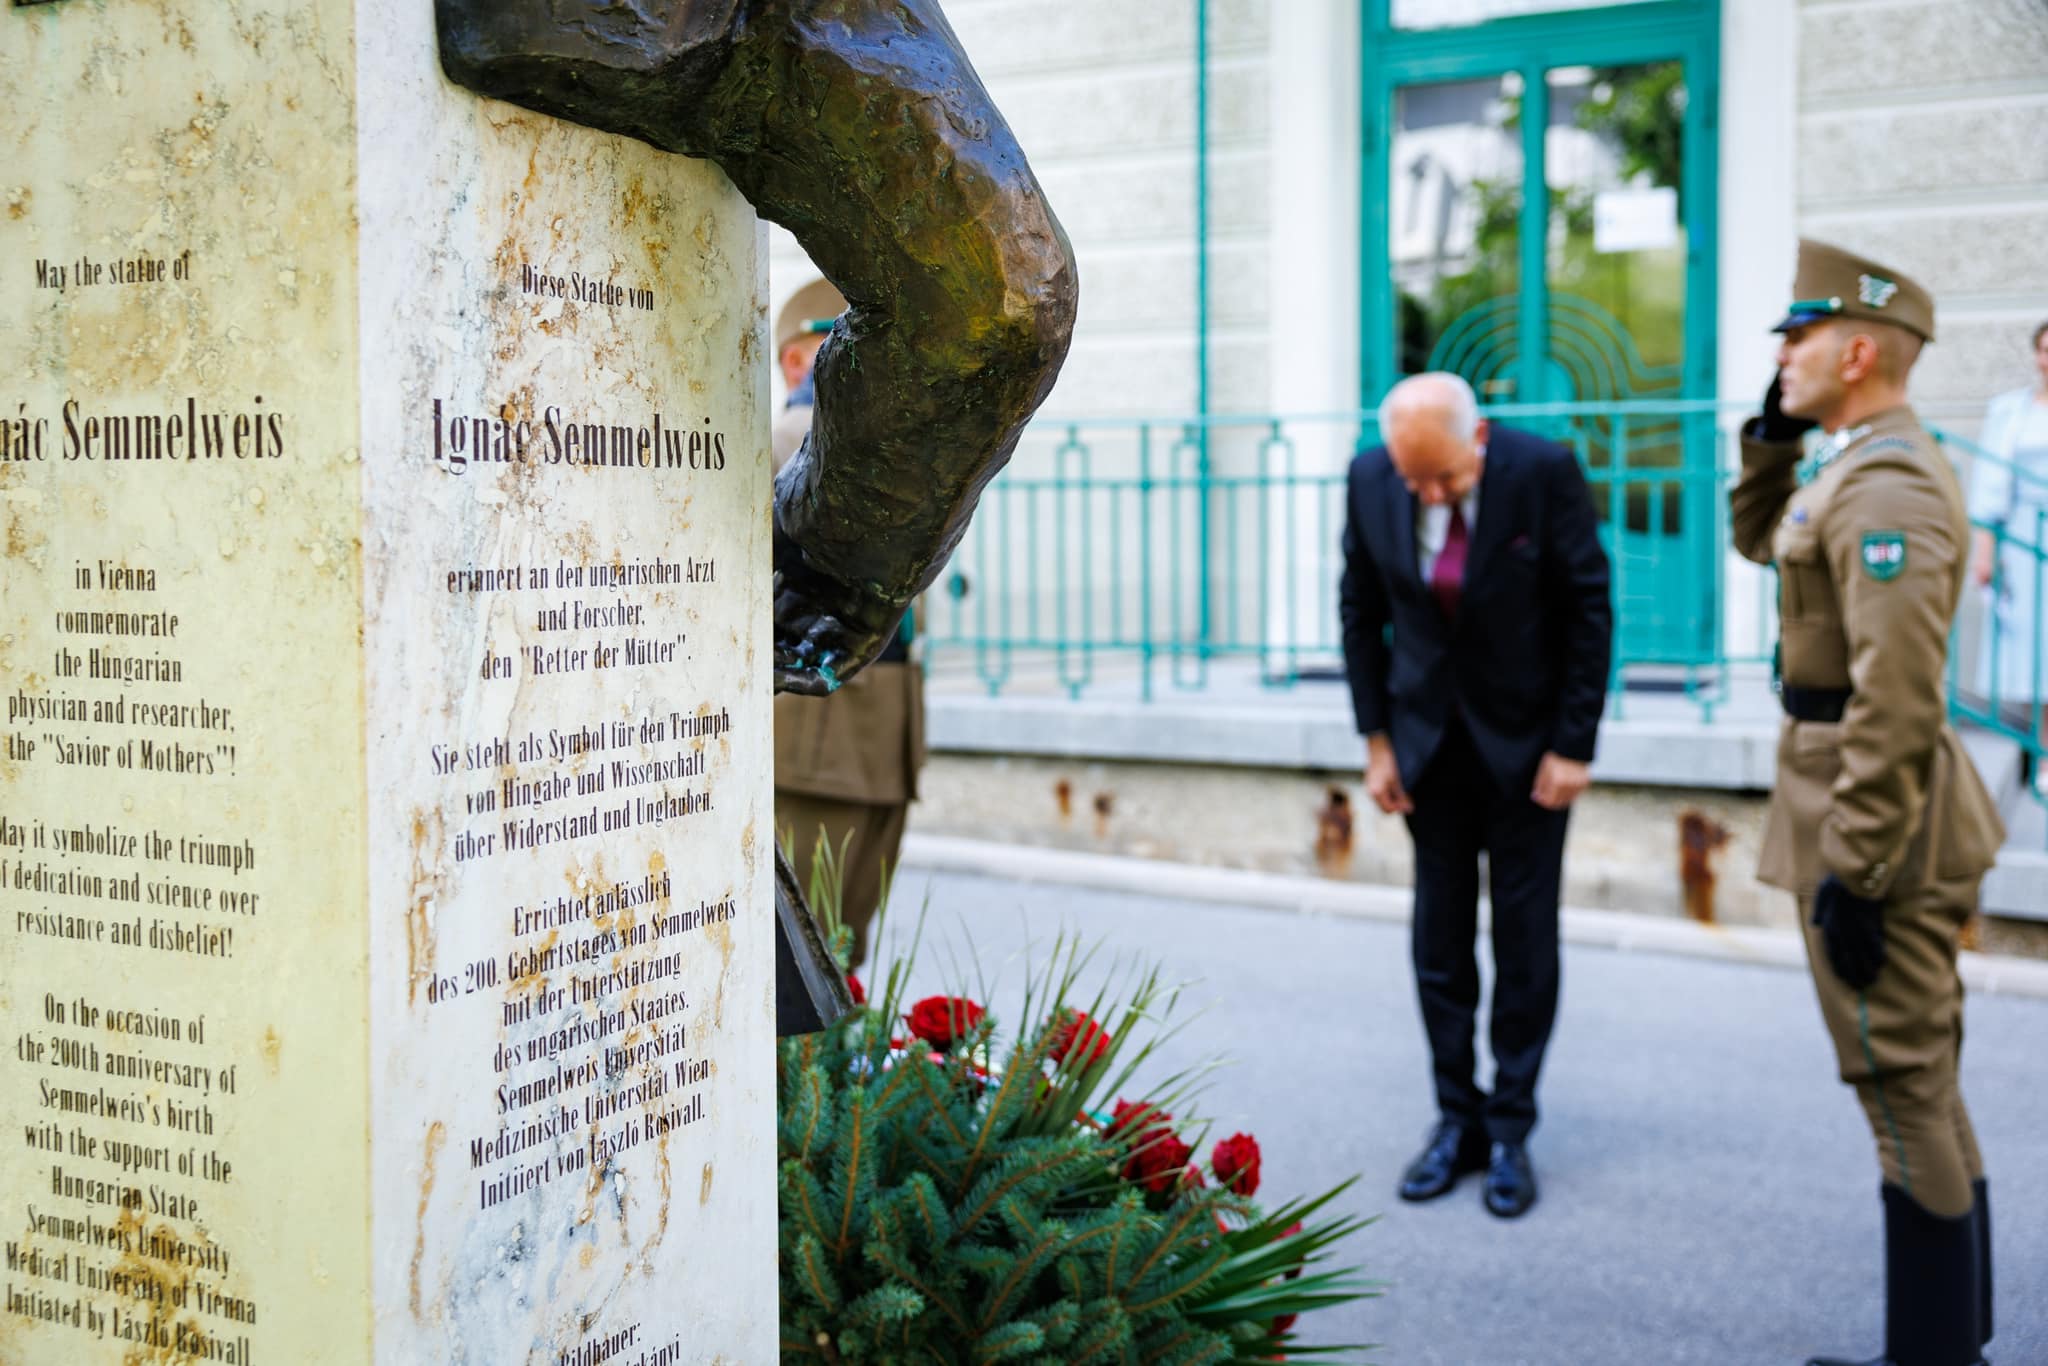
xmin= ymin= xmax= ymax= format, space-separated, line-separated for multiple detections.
xmin=770 ymin=0 xmax=1275 ymax=422
xmin=1795 ymin=0 xmax=2048 ymax=418
xmin=774 ymin=0 xmax=2046 ymax=423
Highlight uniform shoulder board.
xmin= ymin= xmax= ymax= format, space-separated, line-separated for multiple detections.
xmin=1851 ymin=436 xmax=1922 ymax=461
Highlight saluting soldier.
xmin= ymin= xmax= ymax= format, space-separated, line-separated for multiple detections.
xmin=1732 ymin=240 xmax=2004 ymax=1366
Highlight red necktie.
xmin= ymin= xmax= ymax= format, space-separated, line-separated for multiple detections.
xmin=1431 ymin=503 xmax=1468 ymax=620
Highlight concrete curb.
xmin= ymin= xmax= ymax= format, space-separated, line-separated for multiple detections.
xmin=926 ymin=693 xmax=1782 ymax=789
xmin=898 ymin=832 xmax=2048 ymax=1001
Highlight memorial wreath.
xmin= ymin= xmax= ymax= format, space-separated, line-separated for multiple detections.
xmin=776 ymin=856 xmax=1379 ymax=1364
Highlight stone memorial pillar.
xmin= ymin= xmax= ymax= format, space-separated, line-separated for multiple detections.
xmin=2 ymin=1 xmax=774 ymax=1360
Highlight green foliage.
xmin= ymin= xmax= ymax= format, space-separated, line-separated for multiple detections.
xmin=776 ymin=852 xmax=1379 ymax=1365
xmin=1574 ymin=64 xmax=1687 ymax=205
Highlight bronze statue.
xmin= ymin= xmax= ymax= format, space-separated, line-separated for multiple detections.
xmin=436 ymin=0 xmax=1078 ymax=693
xmin=434 ymin=0 xmax=1079 ymax=1030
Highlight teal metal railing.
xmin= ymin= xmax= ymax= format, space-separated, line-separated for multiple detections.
xmin=1940 ymin=427 xmax=2047 ymax=815
xmin=924 ymin=402 xmax=2046 ymax=828
xmin=929 ymin=400 xmax=1749 ymax=698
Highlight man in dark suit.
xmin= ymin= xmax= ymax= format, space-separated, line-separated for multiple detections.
xmin=1339 ymin=372 xmax=1612 ymax=1218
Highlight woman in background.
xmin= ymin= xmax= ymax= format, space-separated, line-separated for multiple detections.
xmin=1968 ymin=320 xmax=2048 ymax=782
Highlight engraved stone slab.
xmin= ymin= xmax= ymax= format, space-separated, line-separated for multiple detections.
xmin=2 ymin=1 xmax=774 ymax=1360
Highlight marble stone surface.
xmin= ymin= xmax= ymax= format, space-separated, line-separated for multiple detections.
xmin=1 ymin=2 xmax=773 ymax=1361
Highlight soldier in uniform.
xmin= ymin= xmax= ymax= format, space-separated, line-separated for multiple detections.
xmin=1732 ymin=240 xmax=2004 ymax=1366
xmin=770 ymin=281 xmax=926 ymax=970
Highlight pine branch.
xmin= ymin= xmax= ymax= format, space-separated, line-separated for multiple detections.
xmin=870 ymin=1043 xmax=934 ymax=1121
xmin=783 ymin=1161 xmax=836 ymax=1251
xmin=894 ymin=1171 xmax=954 ymax=1246
xmin=1066 ymin=1300 xmax=1136 ymax=1366
xmin=785 ymin=1062 xmax=830 ymax=1164
xmin=845 ymin=1283 xmax=926 ymax=1330
xmin=867 ymin=1231 xmax=978 ymax=1338
xmin=1103 ymin=1190 xmax=1141 ymax=1298
xmin=834 ymin=1087 xmax=873 ymax=1258
xmin=1135 ymin=1320 xmax=1233 ymax=1366
xmin=971 ymin=1320 xmax=1047 ymax=1364
xmin=951 ymin=1139 xmax=1102 ymax=1241
xmin=975 ymin=1199 xmax=1072 ymax=1331
xmin=960 ymin=1025 xmax=1057 ymax=1187
xmin=794 ymin=1232 xmax=844 ymax=1312
xmin=1022 ymin=1298 xmax=1083 ymax=1350
xmin=1114 ymin=1199 xmax=1215 ymax=1299
xmin=909 ymin=1052 xmax=976 ymax=1153
xmin=1122 ymin=1238 xmax=1228 ymax=1316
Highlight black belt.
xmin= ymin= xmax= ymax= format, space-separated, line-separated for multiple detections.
xmin=1781 ymin=686 xmax=1851 ymax=723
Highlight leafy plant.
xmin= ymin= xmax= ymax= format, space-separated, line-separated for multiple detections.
xmin=776 ymin=848 xmax=1380 ymax=1364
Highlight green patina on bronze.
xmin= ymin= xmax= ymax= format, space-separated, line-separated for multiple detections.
xmin=434 ymin=0 xmax=1080 ymax=697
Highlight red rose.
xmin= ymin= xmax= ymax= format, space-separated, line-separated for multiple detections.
xmin=1047 ymin=1009 xmax=1113 ymax=1067
xmin=904 ymin=995 xmax=985 ymax=1048
xmin=846 ymin=973 xmax=866 ymax=1005
xmin=1108 ymin=1100 xmax=1191 ymax=1193
xmin=1108 ymin=1099 xmax=1169 ymax=1138
xmin=1211 ymin=1132 xmax=1262 ymax=1197
xmin=1126 ymin=1129 xmax=1195 ymax=1195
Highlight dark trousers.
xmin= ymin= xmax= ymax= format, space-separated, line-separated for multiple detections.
xmin=1404 ymin=716 xmax=1570 ymax=1144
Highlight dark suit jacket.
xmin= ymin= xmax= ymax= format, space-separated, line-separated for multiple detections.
xmin=1339 ymin=424 xmax=1613 ymax=795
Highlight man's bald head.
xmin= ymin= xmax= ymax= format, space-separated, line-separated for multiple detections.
xmin=1378 ymin=372 xmax=1488 ymax=505
xmin=1380 ymin=372 xmax=1480 ymax=442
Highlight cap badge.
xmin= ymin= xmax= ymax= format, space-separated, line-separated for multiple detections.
xmin=1858 ymin=274 xmax=1899 ymax=309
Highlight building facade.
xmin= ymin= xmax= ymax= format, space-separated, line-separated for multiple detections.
xmin=767 ymin=0 xmax=2048 ymax=922
xmin=777 ymin=0 xmax=2048 ymax=423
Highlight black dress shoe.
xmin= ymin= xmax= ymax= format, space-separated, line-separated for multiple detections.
xmin=1398 ymin=1121 xmax=1489 ymax=1202
xmin=1482 ymin=1141 xmax=1538 ymax=1218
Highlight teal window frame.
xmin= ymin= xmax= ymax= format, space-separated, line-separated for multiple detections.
xmin=1358 ymin=0 xmax=1722 ymax=409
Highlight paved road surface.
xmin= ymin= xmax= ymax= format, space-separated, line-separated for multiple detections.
xmin=875 ymin=862 xmax=2048 ymax=1366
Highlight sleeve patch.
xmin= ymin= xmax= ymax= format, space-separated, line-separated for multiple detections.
xmin=1860 ymin=530 xmax=1907 ymax=581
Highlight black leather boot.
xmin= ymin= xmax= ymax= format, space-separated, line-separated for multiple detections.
xmin=1804 ymin=1185 xmax=1986 ymax=1366
xmin=1973 ymin=1178 xmax=1992 ymax=1350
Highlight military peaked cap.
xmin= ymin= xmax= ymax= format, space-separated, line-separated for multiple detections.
xmin=1772 ymin=238 xmax=1935 ymax=343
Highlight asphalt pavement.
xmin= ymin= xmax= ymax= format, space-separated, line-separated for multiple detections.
xmin=876 ymin=854 xmax=2048 ymax=1366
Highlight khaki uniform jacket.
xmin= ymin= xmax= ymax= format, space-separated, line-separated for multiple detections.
xmin=772 ymin=661 xmax=925 ymax=806
xmin=1731 ymin=405 xmax=2003 ymax=900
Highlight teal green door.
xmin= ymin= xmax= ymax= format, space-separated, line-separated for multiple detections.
xmin=1362 ymin=0 xmax=1721 ymax=669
